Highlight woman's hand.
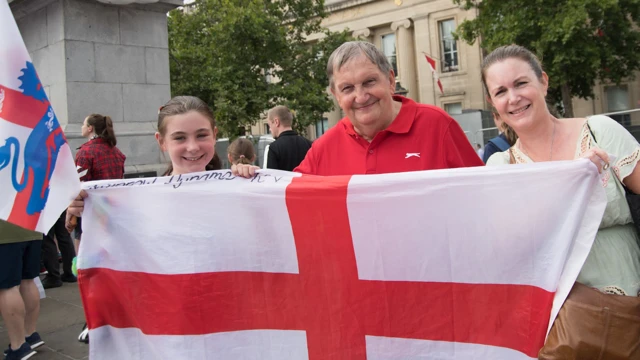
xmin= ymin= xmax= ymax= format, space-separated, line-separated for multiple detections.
xmin=581 ymin=148 xmax=610 ymax=173
xmin=231 ymin=164 xmax=260 ymax=178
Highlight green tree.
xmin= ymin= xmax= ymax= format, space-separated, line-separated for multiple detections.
xmin=454 ymin=0 xmax=640 ymax=117
xmin=168 ymin=0 xmax=351 ymax=137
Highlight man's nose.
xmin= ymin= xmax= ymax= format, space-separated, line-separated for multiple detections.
xmin=354 ymin=86 xmax=369 ymax=104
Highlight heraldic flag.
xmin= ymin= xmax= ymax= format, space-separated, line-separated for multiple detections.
xmin=0 ymin=0 xmax=80 ymax=232
xmin=78 ymin=161 xmax=605 ymax=359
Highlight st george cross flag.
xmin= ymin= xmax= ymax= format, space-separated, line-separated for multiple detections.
xmin=0 ymin=0 xmax=80 ymax=232
xmin=78 ymin=161 xmax=606 ymax=360
xmin=424 ymin=54 xmax=444 ymax=94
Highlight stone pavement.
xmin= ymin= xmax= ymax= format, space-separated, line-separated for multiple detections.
xmin=0 ymin=279 xmax=89 ymax=360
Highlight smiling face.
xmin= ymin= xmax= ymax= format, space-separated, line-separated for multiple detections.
xmin=330 ymin=54 xmax=396 ymax=134
xmin=484 ymin=57 xmax=549 ymax=132
xmin=155 ymin=111 xmax=217 ymax=175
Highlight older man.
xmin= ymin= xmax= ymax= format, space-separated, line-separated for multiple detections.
xmin=234 ymin=41 xmax=482 ymax=177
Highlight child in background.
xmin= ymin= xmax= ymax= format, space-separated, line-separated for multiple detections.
xmin=227 ymin=138 xmax=256 ymax=166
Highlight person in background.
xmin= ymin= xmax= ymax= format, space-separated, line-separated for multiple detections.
xmin=475 ymin=143 xmax=484 ymax=160
xmin=40 ymin=212 xmax=76 ymax=289
xmin=65 ymin=113 xmax=126 ymax=344
xmin=66 ymin=114 xmax=126 ymax=250
xmin=265 ymin=106 xmax=312 ymax=171
xmin=482 ymin=110 xmax=517 ymax=163
xmin=0 ymin=220 xmax=45 ymax=360
xmin=233 ymin=41 xmax=483 ymax=178
xmin=483 ymin=44 xmax=640 ymax=359
xmin=228 ymin=138 xmax=256 ymax=166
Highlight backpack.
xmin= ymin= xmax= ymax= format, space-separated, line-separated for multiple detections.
xmin=488 ymin=135 xmax=510 ymax=151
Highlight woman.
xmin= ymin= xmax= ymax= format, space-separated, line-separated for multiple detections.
xmin=70 ymin=113 xmax=126 ymax=344
xmin=484 ymin=44 xmax=640 ymax=359
xmin=70 ymin=114 xmax=126 ymax=248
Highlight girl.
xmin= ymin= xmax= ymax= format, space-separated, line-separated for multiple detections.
xmin=155 ymin=96 xmax=222 ymax=175
xmin=227 ymin=138 xmax=256 ymax=166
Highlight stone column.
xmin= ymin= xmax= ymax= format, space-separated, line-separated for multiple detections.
xmin=391 ymin=19 xmax=418 ymax=102
xmin=9 ymin=0 xmax=182 ymax=175
xmin=352 ymin=28 xmax=372 ymax=42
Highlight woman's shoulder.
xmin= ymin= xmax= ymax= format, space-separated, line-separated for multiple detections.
xmin=584 ymin=115 xmax=637 ymax=145
xmin=585 ymin=115 xmax=624 ymax=132
xmin=486 ymin=151 xmax=510 ymax=166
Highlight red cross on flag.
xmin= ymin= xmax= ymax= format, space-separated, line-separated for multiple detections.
xmin=78 ymin=162 xmax=605 ymax=359
xmin=424 ymin=54 xmax=444 ymax=95
xmin=0 ymin=0 xmax=80 ymax=232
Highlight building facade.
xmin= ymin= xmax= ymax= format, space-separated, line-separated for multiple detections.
xmin=252 ymin=0 xmax=640 ymax=141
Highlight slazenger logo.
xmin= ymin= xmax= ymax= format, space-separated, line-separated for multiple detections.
xmin=405 ymin=153 xmax=420 ymax=159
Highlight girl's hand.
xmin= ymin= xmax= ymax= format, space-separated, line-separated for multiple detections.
xmin=67 ymin=190 xmax=88 ymax=218
xmin=231 ymin=164 xmax=259 ymax=178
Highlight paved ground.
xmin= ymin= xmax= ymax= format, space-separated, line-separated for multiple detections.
xmin=0 ymin=279 xmax=89 ymax=360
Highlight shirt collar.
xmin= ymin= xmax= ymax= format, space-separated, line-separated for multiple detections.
xmin=278 ymin=130 xmax=298 ymax=137
xmin=77 ymin=136 xmax=108 ymax=150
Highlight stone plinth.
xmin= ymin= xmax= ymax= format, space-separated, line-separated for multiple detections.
xmin=9 ymin=0 xmax=183 ymax=175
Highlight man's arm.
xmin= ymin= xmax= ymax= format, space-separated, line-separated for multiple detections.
xmin=443 ymin=121 xmax=484 ymax=168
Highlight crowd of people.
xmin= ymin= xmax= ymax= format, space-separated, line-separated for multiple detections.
xmin=1 ymin=41 xmax=638 ymax=360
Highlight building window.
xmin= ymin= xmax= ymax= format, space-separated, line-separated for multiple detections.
xmin=606 ymin=85 xmax=631 ymax=126
xmin=439 ymin=19 xmax=458 ymax=72
xmin=316 ymin=117 xmax=329 ymax=137
xmin=382 ymin=33 xmax=398 ymax=76
xmin=263 ymin=123 xmax=270 ymax=134
xmin=444 ymin=102 xmax=462 ymax=115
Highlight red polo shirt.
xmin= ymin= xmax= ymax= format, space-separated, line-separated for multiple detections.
xmin=294 ymin=96 xmax=483 ymax=175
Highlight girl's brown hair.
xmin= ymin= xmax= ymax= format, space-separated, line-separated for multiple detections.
xmin=157 ymin=96 xmax=221 ymax=175
xmin=228 ymin=138 xmax=255 ymax=165
xmin=86 ymin=114 xmax=117 ymax=147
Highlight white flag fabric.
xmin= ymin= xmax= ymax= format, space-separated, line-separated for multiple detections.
xmin=78 ymin=161 xmax=606 ymax=359
xmin=0 ymin=0 xmax=80 ymax=232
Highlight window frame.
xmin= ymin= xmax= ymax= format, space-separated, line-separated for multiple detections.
xmin=438 ymin=19 xmax=459 ymax=73
xmin=381 ymin=32 xmax=398 ymax=77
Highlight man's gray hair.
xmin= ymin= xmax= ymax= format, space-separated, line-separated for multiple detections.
xmin=327 ymin=41 xmax=392 ymax=89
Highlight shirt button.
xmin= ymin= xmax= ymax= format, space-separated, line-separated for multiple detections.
xmin=368 ymin=150 xmax=374 ymax=154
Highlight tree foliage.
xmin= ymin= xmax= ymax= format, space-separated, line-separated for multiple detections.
xmin=454 ymin=0 xmax=640 ymax=117
xmin=168 ymin=0 xmax=351 ymax=137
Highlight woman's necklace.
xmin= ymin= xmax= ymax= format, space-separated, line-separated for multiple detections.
xmin=519 ymin=120 xmax=556 ymax=161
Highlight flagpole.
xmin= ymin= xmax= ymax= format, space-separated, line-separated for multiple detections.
xmin=422 ymin=52 xmax=442 ymax=105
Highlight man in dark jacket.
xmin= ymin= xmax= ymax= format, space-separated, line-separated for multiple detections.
xmin=266 ymin=106 xmax=312 ymax=171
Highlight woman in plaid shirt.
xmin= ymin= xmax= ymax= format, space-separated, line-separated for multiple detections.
xmin=72 ymin=113 xmax=126 ymax=344
xmin=76 ymin=114 xmax=126 ymax=182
